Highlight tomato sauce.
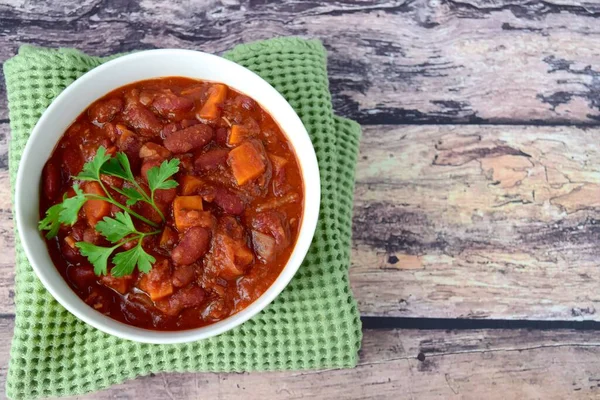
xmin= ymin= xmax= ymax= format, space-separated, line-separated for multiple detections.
xmin=40 ymin=77 xmax=304 ymax=330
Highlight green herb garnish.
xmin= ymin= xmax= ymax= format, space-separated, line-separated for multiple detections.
xmin=38 ymin=147 xmax=179 ymax=276
xmin=75 ymin=212 xmax=159 ymax=276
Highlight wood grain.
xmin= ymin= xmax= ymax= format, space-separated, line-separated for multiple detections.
xmin=1 ymin=318 xmax=599 ymax=399
xmin=1 ymin=0 xmax=600 ymax=124
xmin=351 ymin=124 xmax=600 ymax=320
xmin=1 ymin=124 xmax=600 ymax=321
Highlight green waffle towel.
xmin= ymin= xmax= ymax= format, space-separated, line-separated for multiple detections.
xmin=3 ymin=37 xmax=362 ymax=399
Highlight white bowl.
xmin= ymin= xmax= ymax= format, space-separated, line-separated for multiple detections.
xmin=15 ymin=49 xmax=320 ymax=344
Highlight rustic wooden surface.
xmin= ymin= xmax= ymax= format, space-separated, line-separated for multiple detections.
xmin=2 ymin=0 xmax=600 ymax=399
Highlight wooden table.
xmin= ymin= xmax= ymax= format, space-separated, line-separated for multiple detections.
xmin=2 ymin=1 xmax=600 ymax=398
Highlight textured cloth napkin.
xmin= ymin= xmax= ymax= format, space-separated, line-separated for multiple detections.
xmin=3 ymin=37 xmax=362 ymax=399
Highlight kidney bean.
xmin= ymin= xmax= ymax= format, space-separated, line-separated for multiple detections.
xmin=42 ymin=160 xmax=60 ymax=200
xmin=88 ymin=98 xmax=123 ymax=125
xmin=172 ymin=264 xmax=196 ymax=288
xmin=161 ymin=119 xmax=200 ymax=139
xmin=171 ymin=226 xmax=211 ymax=265
xmin=155 ymin=285 xmax=205 ymax=316
xmin=194 ymin=148 xmax=229 ymax=171
xmin=67 ymin=265 xmax=96 ymax=289
xmin=61 ymin=144 xmax=84 ymax=177
xmin=213 ymin=187 xmax=245 ymax=215
xmin=154 ymin=187 xmax=177 ymax=214
xmin=122 ymin=104 xmax=163 ymax=137
xmin=215 ymin=127 xmax=228 ymax=145
xmin=116 ymin=124 xmax=142 ymax=170
xmin=83 ymin=227 xmax=103 ymax=244
xmin=152 ymin=92 xmax=194 ymax=120
xmin=140 ymin=158 xmax=162 ymax=182
xmin=163 ymin=124 xmax=214 ymax=154
xmin=181 ymin=119 xmax=199 ymax=129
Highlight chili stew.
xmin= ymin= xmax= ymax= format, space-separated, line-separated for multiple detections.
xmin=39 ymin=77 xmax=304 ymax=331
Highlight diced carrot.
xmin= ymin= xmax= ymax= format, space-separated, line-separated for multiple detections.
xmin=173 ymin=195 xmax=204 ymax=231
xmin=116 ymin=124 xmax=136 ymax=148
xmin=180 ymin=175 xmax=204 ymax=196
xmin=269 ymin=154 xmax=288 ymax=171
xmin=83 ymin=181 xmax=110 ymax=227
xmin=159 ymin=226 xmax=178 ymax=249
xmin=234 ymin=244 xmax=254 ymax=267
xmin=138 ymin=260 xmax=173 ymax=300
xmin=228 ymin=141 xmax=266 ymax=186
xmin=101 ymin=274 xmax=134 ymax=295
xmin=228 ymin=125 xmax=249 ymax=145
xmin=64 ymin=236 xmax=77 ymax=249
xmin=139 ymin=142 xmax=171 ymax=160
xmin=196 ymin=84 xmax=228 ymax=122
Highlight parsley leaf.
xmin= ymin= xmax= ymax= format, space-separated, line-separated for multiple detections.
xmin=100 ymin=152 xmax=133 ymax=181
xmin=39 ymin=148 xmax=173 ymax=276
xmin=75 ymin=242 xmax=118 ymax=276
xmin=147 ymin=158 xmax=180 ymax=192
xmin=95 ymin=212 xmax=137 ymax=242
xmin=58 ymin=184 xmax=87 ymax=225
xmin=76 ymin=146 xmax=111 ymax=181
xmin=38 ymin=203 xmax=63 ymax=239
xmin=112 ymin=186 xmax=146 ymax=206
xmin=111 ymin=243 xmax=156 ymax=277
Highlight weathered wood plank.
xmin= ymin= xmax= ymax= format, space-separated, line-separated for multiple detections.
xmin=1 ymin=124 xmax=600 ymax=320
xmin=1 ymin=318 xmax=600 ymax=399
xmin=1 ymin=0 xmax=600 ymax=124
xmin=351 ymin=124 xmax=600 ymax=320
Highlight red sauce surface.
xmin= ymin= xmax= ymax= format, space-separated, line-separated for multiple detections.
xmin=40 ymin=77 xmax=304 ymax=330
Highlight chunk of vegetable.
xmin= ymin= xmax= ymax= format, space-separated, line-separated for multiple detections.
xmin=172 ymin=226 xmax=211 ymax=265
xmin=180 ymin=175 xmax=204 ymax=196
xmin=197 ymin=84 xmax=228 ymax=122
xmin=209 ymin=216 xmax=253 ymax=280
xmin=101 ymin=274 xmax=134 ymax=295
xmin=251 ymin=210 xmax=291 ymax=248
xmin=228 ymin=141 xmax=267 ymax=185
xmin=163 ymin=124 xmax=214 ymax=154
xmin=173 ymin=195 xmax=204 ymax=231
xmin=138 ymin=260 xmax=173 ymax=300
xmin=269 ymin=154 xmax=288 ymax=171
xmin=139 ymin=143 xmax=171 ymax=160
xmin=228 ymin=125 xmax=249 ymax=145
xmin=83 ymin=181 xmax=111 ymax=227
xmin=252 ymin=230 xmax=277 ymax=263
xmin=159 ymin=226 xmax=178 ymax=249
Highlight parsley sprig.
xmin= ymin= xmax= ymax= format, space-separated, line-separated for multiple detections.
xmin=76 ymin=212 xmax=159 ymax=276
xmin=38 ymin=147 xmax=180 ymax=276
